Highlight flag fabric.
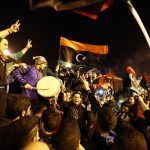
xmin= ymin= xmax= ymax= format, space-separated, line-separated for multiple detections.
xmin=73 ymin=0 xmax=114 ymax=20
xmin=29 ymin=0 xmax=106 ymax=11
xmin=29 ymin=0 xmax=113 ymax=19
xmin=59 ymin=37 xmax=108 ymax=67
xmin=29 ymin=0 xmax=114 ymax=19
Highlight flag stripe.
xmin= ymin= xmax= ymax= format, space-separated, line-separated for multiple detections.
xmin=72 ymin=0 xmax=113 ymax=20
xmin=60 ymin=37 xmax=108 ymax=54
xmin=59 ymin=45 xmax=106 ymax=67
xmin=100 ymin=0 xmax=113 ymax=12
xmin=73 ymin=10 xmax=99 ymax=20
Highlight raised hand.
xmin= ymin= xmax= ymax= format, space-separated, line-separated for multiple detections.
xmin=26 ymin=39 xmax=32 ymax=49
xmin=9 ymin=20 xmax=20 ymax=33
xmin=80 ymin=74 xmax=90 ymax=91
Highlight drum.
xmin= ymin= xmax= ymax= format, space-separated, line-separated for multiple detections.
xmin=37 ymin=76 xmax=61 ymax=97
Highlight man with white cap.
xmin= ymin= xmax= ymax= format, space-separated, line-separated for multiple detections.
xmin=12 ymin=56 xmax=48 ymax=111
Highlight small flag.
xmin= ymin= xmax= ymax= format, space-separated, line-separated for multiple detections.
xmin=59 ymin=37 xmax=108 ymax=67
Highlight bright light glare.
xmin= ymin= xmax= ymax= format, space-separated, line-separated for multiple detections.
xmin=65 ymin=62 xmax=72 ymax=68
xmin=3 ymin=49 xmax=10 ymax=56
xmin=98 ymin=88 xmax=104 ymax=96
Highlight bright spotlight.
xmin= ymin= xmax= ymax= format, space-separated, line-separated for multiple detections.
xmin=3 ymin=49 xmax=10 ymax=56
xmin=98 ymin=88 xmax=105 ymax=96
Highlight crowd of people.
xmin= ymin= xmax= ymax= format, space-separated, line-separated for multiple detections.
xmin=0 ymin=20 xmax=150 ymax=150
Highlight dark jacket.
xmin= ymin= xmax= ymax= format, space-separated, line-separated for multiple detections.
xmin=0 ymin=59 xmax=6 ymax=86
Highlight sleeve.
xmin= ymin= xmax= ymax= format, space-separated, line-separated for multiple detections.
xmin=143 ymin=110 xmax=150 ymax=125
xmin=12 ymin=66 xmax=30 ymax=85
xmin=85 ymin=108 xmax=95 ymax=126
xmin=43 ymin=67 xmax=57 ymax=77
xmin=87 ymin=90 xmax=101 ymax=114
xmin=9 ymin=51 xmax=24 ymax=61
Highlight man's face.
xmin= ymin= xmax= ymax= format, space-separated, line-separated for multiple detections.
xmin=93 ymin=72 xmax=97 ymax=79
xmin=0 ymin=39 xmax=8 ymax=52
xmin=66 ymin=92 xmax=71 ymax=100
xmin=121 ymin=106 xmax=129 ymax=113
xmin=63 ymin=93 xmax=67 ymax=101
xmin=128 ymin=96 xmax=135 ymax=105
xmin=84 ymin=73 xmax=89 ymax=79
xmin=40 ymin=63 xmax=47 ymax=70
xmin=72 ymin=93 xmax=82 ymax=106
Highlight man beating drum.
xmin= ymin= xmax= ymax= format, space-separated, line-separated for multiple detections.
xmin=13 ymin=56 xmax=61 ymax=112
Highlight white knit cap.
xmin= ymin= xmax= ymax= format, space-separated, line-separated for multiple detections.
xmin=33 ymin=56 xmax=47 ymax=65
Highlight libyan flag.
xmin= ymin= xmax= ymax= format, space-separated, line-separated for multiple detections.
xmin=59 ymin=37 xmax=108 ymax=67
xmin=29 ymin=0 xmax=113 ymax=20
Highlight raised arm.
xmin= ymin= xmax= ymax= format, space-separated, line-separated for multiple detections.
xmin=0 ymin=20 xmax=20 ymax=38
xmin=137 ymin=95 xmax=149 ymax=112
xmin=136 ymin=95 xmax=150 ymax=124
xmin=80 ymin=75 xmax=101 ymax=113
xmin=9 ymin=39 xmax=32 ymax=60
xmin=20 ymin=39 xmax=32 ymax=54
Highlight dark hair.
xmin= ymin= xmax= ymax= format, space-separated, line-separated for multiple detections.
xmin=65 ymin=89 xmax=72 ymax=94
xmin=113 ymin=123 xmax=148 ymax=150
xmin=121 ymin=101 xmax=130 ymax=108
xmin=96 ymin=107 xmax=117 ymax=132
xmin=56 ymin=119 xmax=81 ymax=150
xmin=10 ymin=115 xmax=39 ymax=136
xmin=72 ymin=91 xmax=82 ymax=98
xmin=41 ymin=109 xmax=60 ymax=132
xmin=6 ymin=94 xmax=31 ymax=119
xmin=103 ymin=100 xmax=115 ymax=109
xmin=133 ymin=118 xmax=149 ymax=134
xmin=0 ymin=115 xmax=40 ymax=150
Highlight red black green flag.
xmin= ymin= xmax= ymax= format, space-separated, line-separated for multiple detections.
xmin=59 ymin=37 xmax=108 ymax=67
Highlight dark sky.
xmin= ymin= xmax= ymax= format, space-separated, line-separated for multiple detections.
xmin=0 ymin=0 xmax=150 ymax=77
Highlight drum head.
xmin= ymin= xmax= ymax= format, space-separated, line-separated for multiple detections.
xmin=37 ymin=76 xmax=61 ymax=97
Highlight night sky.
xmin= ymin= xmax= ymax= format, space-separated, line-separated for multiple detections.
xmin=0 ymin=0 xmax=150 ymax=77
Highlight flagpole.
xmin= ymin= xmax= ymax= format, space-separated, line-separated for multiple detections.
xmin=125 ymin=0 xmax=150 ymax=48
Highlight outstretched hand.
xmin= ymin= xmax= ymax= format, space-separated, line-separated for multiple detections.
xmin=10 ymin=20 xmax=20 ymax=33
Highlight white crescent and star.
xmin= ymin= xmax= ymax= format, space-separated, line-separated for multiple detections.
xmin=76 ymin=53 xmax=85 ymax=62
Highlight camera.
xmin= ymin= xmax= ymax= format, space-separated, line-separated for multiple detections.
xmin=94 ymin=86 xmax=114 ymax=102
xmin=94 ymin=88 xmax=105 ymax=101
xmin=98 ymin=88 xmax=105 ymax=97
